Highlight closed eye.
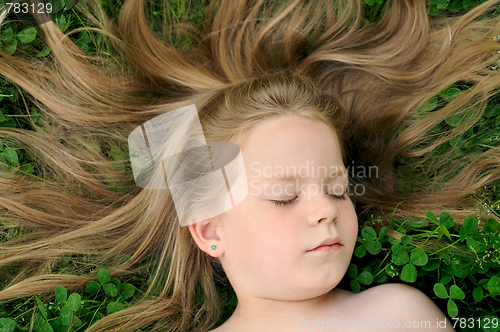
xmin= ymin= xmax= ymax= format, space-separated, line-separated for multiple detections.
xmin=271 ymin=196 xmax=298 ymax=206
xmin=271 ymin=193 xmax=347 ymax=206
xmin=328 ymin=193 xmax=347 ymax=200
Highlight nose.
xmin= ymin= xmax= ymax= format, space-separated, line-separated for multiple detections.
xmin=306 ymin=191 xmax=341 ymax=226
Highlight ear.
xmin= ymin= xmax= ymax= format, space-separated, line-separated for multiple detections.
xmin=188 ymin=216 xmax=224 ymax=257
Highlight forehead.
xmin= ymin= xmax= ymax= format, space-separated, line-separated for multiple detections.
xmin=240 ymin=116 xmax=343 ymax=175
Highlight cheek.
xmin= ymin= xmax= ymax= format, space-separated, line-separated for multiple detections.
xmin=342 ymin=205 xmax=359 ymax=241
xmin=243 ymin=208 xmax=300 ymax=256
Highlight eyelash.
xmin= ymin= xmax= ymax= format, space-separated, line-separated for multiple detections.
xmin=271 ymin=193 xmax=347 ymax=206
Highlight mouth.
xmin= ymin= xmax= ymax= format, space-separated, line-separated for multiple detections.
xmin=307 ymin=237 xmax=343 ymax=252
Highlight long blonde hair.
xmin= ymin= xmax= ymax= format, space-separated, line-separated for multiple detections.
xmin=1 ymin=0 xmax=499 ymax=331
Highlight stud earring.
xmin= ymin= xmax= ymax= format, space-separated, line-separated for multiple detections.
xmin=210 ymin=245 xmax=217 ymax=251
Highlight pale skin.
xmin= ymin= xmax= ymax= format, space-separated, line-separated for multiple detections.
xmin=189 ymin=115 xmax=455 ymax=332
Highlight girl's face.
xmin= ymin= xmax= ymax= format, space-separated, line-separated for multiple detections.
xmin=216 ymin=115 xmax=358 ymax=302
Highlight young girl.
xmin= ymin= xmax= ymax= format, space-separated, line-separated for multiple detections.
xmin=0 ymin=0 xmax=499 ymax=331
xmin=183 ymin=73 xmax=455 ymax=331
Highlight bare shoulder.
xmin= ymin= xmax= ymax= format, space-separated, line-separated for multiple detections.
xmin=338 ymin=284 xmax=455 ymax=331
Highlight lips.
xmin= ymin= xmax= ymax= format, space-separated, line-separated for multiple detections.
xmin=308 ymin=237 xmax=343 ymax=251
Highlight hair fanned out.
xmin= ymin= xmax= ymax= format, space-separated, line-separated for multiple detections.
xmin=0 ymin=0 xmax=499 ymax=331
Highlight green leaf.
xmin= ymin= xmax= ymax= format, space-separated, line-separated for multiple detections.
xmin=367 ymin=241 xmax=382 ymax=255
xmin=19 ymin=163 xmax=34 ymax=174
xmin=2 ymin=147 xmax=19 ymax=167
xmin=449 ymin=285 xmax=465 ymax=300
xmin=364 ymin=0 xmax=375 ymax=6
xmin=358 ymin=271 xmax=373 ymax=285
xmin=354 ymin=245 xmax=366 ymax=258
xmin=86 ymin=280 xmax=101 ymax=295
xmin=439 ymin=212 xmax=454 ymax=228
xmin=0 ymin=118 xmax=16 ymax=128
xmin=76 ymin=32 xmax=93 ymax=47
xmin=439 ymin=87 xmax=461 ymax=102
xmin=103 ymin=283 xmax=118 ymax=298
xmin=487 ymin=276 xmax=500 ymax=297
xmin=484 ymin=105 xmax=500 ymax=118
xmin=440 ymin=274 xmax=453 ymax=285
xmin=17 ymin=27 xmax=37 ymax=43
xmin=121 ymin=283 xmax=136 ymax=300
xmin=472 ymin=286 xmax=483 ymax=301
xmin=417 ymin=95 xmax=437 ymax=112
xmin=401 ymin=235 xmax=412 ymax=245
xmin=378 ymin=227 xmax=387 ymax=240
xmin=67 ymin=293 xmax=81 ymax=311
xmin=97 ymin=268 xmax=111 ymax=284
xmin=106 ymin=302 xmax=124 ymax=315
xmin=452 ymin=262 xmax=467 ymax=278
xmin=436 ymin=1 xmax=449 ymax=10
xmin=425 ymin=211 xmax=439 ymax=225
xmin=410 ymin=248 xmax=428 ymax=266
xmin=440 ymin=224 xmax=452 ymax=240
xmin=483 ymin=218 xmax=500 ymax=233
xmin=459 ymin=216 xmax=478 ymax=242
xmin=392 ymin=243 xmax=404 ymax=255
xmin=400 ymin=263 xmax=418 ymax=283
xmin=54 ymin=15 xmax=67 ymax=30
xmin=36 ymin=296 xmax=48 ymax=319
xmin=361 ymin=226 xmax=377 ymax=241
xmin=3 ymin=87 xmax=17 ymax=102
xmin=52 ymin=0 xmax=65 ymax=13
xmin=37 ymin=46 xmax=51 ymax=57
xmin=347 ymin=264 xmax=358 ymax=278
xmin=110 ymin=277 xmax=121 ymax=288
xmin=59 ymin=305 xmax=73 ymax=325
xmin=55 ymin=285 xmax=67 ymax=303
xmin=0 ymin=27 xmax=13 ymax=41
xmin=445 ymin=112 xmax=465 ymax=127
xmin=3 ymin=38 xmax=16 ymax=55
xmin=421 ymin=260 xmax=441 ymax=271
xmin=491 ymin=235 xmax=500 ymax=250
xmin=433 ymin=283 xmax=449 ymax=298
xmin=65 ymin=0 xmax=76 ymax=10
xmin=392 ymin=249 xmax=409 ymax=266
xmin=429 ymin=6 xmax=443 ymax=16
xmin=467 ymin=236 xmax=487 ymax=253
xmin=42 ymin=322 xmax=53 ymax=332
xmin=385 ymin=264 xmax=397 ymax=277
xmin=462 ymin=0 xmax=475 ymax=10
xmin=350 ymin=279 xmax=361 ymax=293
xmin=447 ymin=299 xmax=458 ymax=317
xmin=0 ymin=318 xmax=15 ymax=332
xmin=73 ymin=316 xmax=83 ymax=327
xmin=33 ymin=313 xmax=45 ymax=332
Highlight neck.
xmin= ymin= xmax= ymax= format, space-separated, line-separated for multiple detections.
xmin=220 ymin=289 xmax=342 ymax=331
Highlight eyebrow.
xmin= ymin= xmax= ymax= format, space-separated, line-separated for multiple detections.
xmin=259 ymin=167 xmax=349 ymax=182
